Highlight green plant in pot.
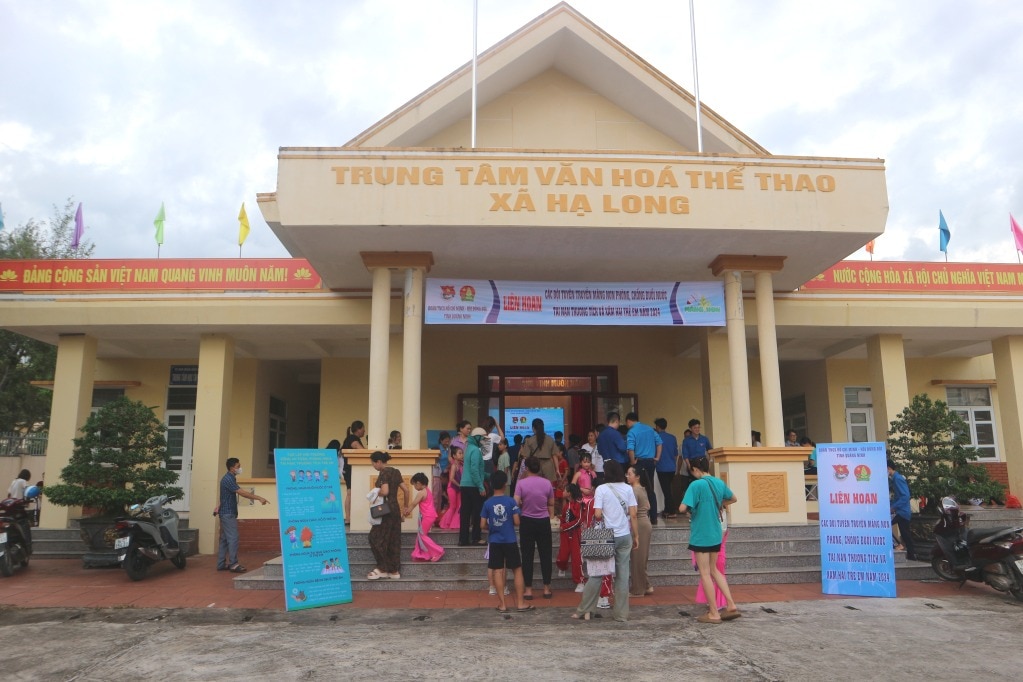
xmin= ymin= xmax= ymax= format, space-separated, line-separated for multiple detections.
xmin=887 ymin=393 xmax=1004 ymax=516
xmin=45 ymin=397 xmax=182 ymax=562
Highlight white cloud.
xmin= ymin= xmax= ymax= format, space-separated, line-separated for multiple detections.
xmin=0 ymin=0 xmax=1021 ymax=264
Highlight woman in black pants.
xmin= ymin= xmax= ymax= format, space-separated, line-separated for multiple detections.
xmin=514 ymin=457 xmax=556 ymax=599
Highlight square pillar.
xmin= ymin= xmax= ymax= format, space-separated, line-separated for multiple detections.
xmin=192 ymin=334 xmax=235 ymax=554
xmin=40 ymin=334 xmax=96 ymax=529
xmin=992 ymin=336 xmax=1023 ymax=498
xmin=867 ymin=334 xmax=909 ymax=440
xmin=700 ymin=328 xmax=732 ymax=447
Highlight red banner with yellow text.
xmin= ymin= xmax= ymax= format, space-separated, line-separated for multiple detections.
xmin=801 ymin=261 xmax=1023 ymax=294
xmin=0 ymin=259 xmax=321 ymax=292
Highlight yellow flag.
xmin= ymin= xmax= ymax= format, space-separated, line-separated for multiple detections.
xmin=238 ymin=202 xmax=250 ymax=246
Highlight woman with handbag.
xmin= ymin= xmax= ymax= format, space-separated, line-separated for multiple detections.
xmin=367 ymin=450 xmax=411 ymax=580
xmin=573 ymin=460 xmax=638 ymax=622
xmin=679 ymin=456 xmax=740 ymax=623
xmin=627 ymin=465 xmax=654 ymax=597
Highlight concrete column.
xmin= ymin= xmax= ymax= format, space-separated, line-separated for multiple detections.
xmin=866 ymin=333 xmax=909 ymax=440
xmin=992 ymin=336 xmax=1023 ymax=499
xmin=367 ymin=266 xmax=392 ymax=450
xmin=699 ymin=329 xmax=733 ymax=447
xmin=40 ymin=334 xmax=97 ymax=529
xmin=192 ymin=334 xmax=235 ymax=554
xmin=755 ymin=271 xmax=784 ymax=446
xmin=402 ymin=267 xmax=424 ymax=449
xmin=724 ymin=271 xmax=752 ymax=446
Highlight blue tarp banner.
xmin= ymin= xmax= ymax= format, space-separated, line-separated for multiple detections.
xmin=424 ymin=279 xmax=724 ymax=326
xmin=274 ymin=448 xmax=353 ymax=610
xmin=816 ymin=441 xmax=897 ymax=597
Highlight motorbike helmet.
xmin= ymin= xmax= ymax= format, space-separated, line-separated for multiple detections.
xmin=24 ymin=485 xmax=41 ymax=500
xmin=940 ymin=496 xmax=959 ymax=515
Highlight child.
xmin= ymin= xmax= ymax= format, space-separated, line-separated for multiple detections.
xmin=440 ymin=446 xmax=463 ymax=529
xmin=555 ymin=483 xmax=585 ymax=591
xmin=480 ymin=471 xmax=532 ymax=613
xmin=406 ymin=472 xmax=445 ymax=562
xmin=572 ymin=452 xmax=596 ymax=519
xmin=553 ymin=442 xmax=569 ymax=517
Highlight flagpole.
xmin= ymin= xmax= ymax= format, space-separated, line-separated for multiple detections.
xmin=689 ymin=0 xmax=704 ymax=153
xmin=471 ymin=0 xmax=478 ymax=149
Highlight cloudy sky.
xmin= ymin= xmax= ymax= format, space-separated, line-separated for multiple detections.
xmin=1 ymin=0 xmax=1021 ymax=265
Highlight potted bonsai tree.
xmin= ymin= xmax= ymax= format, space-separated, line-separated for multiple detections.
xmin=45 ymin=397 xmax=182 ymax=566
xmin=887 ymin=393 xmax=1005 ymax=550
xmin=887 ymin=394 xmax=1004 ymax=513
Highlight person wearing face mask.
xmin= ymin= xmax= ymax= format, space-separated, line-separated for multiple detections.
xmin=216 ymin=457 xmax=269 ymax=573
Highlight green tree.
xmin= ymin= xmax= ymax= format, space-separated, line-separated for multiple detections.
xmin=44 ymin=397 xmax=181 ymax=517
xmin=887 ymin=393 xmax=1004 ymax=514
xmin=0 ymin=199 xmax=95 ymax=431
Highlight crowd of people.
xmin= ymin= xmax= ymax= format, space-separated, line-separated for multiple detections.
xmin=321 ymin=412 xmax=740 ymax=624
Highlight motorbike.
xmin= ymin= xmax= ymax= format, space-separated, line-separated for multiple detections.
xmin=930 ymin=496 xmax=1023 ymax=600
xmin=0 ymin=485 xmax=40 ymax=577
xmin=113 ymin=494 xmax=186 ymax=580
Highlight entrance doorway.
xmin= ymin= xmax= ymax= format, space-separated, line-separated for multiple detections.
xmin=165 ymin=410 xmax=195 ymax=512
xmin=458 ymin=366 xmax=637 ymax=438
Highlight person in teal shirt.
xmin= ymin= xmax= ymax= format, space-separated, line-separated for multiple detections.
xmin=459 ymin=427 xmax=487 ymax=546
xmin=679 ymin=456 xmax=740 ymax=624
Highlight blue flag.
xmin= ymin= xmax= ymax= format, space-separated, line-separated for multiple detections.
xmin=939 ymin=210 xmax=951 ymax=253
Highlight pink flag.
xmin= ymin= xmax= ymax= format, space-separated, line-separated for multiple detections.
xmin=72 ymin=202 xmax=84 ymax=249
xmin=1012 ymin=214 xmax=1023 ymax=253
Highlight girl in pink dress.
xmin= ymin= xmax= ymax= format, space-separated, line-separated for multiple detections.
xmin=440 ymin=446 xmax=463 ymax=529
xmin=407 ymin=473 xmax=445 ymax=562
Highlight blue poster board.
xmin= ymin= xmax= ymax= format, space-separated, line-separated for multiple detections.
xmin=816 ymin=441 xmax=897 ymax=598
xmin=274 ymin=448 xmax=353 ymax=610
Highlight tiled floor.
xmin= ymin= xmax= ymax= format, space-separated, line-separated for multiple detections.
xmin=0 ymin=552 xmax=996 ymax=611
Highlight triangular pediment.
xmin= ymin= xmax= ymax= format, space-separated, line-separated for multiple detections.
xmin=348 ymin=2 xmax=768 ymax=155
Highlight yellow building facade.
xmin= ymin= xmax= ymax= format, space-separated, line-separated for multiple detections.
xmin=2 ymin=4 xmax=1021 ymax=552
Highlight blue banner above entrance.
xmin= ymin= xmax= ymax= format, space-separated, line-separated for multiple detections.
xmin=424 ymin=279 xmax=724 ymax=326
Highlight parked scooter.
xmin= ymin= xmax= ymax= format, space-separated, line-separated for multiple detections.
xmin=930 ymin=496 xmax=1023 ymax=600
xmin=113 ymin=494 xmax=186 ymax=580
xmin=0 ymin=486 xmax=40 ymax=577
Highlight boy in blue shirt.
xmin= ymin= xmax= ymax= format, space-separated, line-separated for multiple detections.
xmin=481 ymin=470 xmax=533 ymax=613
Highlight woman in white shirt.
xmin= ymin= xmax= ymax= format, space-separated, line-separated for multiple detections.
xmin=572 ymin=460 xmax=637 ymax=623
xmin=7 ymin=469 xmax=31 ymax=499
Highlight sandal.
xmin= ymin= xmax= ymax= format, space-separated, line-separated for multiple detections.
xmin=571 ymin=612 xmax=591 ymax=621
xmin=517 ymin=605 xmax=536 ymax=612
xmin=721 ymin=609 xmax=742 ymax=621
xmin=229 ymin=564 xmax=247 ymax=573
xmin=697 ymin=613 xmax=722 ymax=624
xmin=366 ymin=568 xmax=385 ymax=580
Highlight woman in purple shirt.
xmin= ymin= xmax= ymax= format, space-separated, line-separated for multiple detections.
xmin=514 ymin=456 xmax=555 ymax=599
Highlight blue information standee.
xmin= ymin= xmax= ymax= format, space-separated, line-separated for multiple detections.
xmin=816 ymin=441 xmax=897 ymax=598
xmin=274 ymin=448 xmax=353 ymax=610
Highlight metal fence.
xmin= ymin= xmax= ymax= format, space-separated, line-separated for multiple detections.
xmin=0 ymin=431 xmax=48 ymax=456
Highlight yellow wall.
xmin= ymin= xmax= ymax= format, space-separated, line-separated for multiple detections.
xmin=423 ymin=69 xmax=687 ymax=152
xmin=780 ymin=360 xmax=833 ymax=442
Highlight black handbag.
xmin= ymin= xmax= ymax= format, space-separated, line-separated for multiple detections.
xmin=370 ymin=499 xmax=392 ymax=518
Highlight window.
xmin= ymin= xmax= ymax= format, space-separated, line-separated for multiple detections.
xmin=268 ymin=396 xmax=288 ymax=465
xmin=91 ymin=388 xmax=125 ymax=413
xmin=946 ymin=387 xmax=997 ymax=459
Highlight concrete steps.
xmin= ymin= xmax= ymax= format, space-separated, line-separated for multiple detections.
xmin=234 ymin=520 xmax=937 ymax=591
xmin=30 ymin=524 xmax=199 ymax=560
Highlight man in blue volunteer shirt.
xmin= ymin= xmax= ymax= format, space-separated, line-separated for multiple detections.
xmin=653 ymin=418 xmax=679 ymax=519
xmin=680 ymin=418 xmax=712 ymax=501
xmin=597 ymin=412 xmax=628 ymax=467
xmin=626 ymin=412 xmax=662 ymax=525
